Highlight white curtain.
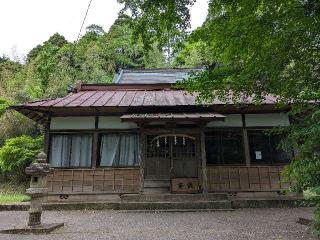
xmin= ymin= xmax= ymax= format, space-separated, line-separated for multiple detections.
xmin=70 ymin=135 xmax=92 ymax=167
xmin=100 ymin=134 xmax=139 ymax=167
xmin=50 ymin=135 xmax=92 ymax=167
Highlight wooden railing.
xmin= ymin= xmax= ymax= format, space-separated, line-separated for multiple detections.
xmin=47 ymin=168 xmax=140 ymax=194
xmin=207 ymin=165 xmax=291 ymax=192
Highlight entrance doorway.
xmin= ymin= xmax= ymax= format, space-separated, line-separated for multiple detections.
xmin=145 ymin=134 xmax=197 ymax=180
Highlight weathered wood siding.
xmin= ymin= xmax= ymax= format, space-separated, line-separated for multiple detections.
xmin=47 ymin=166 xmax=290 ymax=194
xmin=207 ymin=166 xmax=290 ymax=192
xmin=47 ymin=168 xmax=140 ymax=194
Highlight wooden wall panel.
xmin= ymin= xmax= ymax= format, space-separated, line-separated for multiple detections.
xmin=207 ymin=166 xmax=290 ymax=192
xmin=47 ymin=168 xmax=140 ymax=194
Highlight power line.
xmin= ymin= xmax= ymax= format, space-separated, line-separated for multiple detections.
xmin=69 ymin=0 xmax=94 ymax=83
xmin=76 ymin=0 xmax=94 ymax=43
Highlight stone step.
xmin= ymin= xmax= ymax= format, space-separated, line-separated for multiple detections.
xmin=142 ymin=187 xmax=170 ymax=194
xmin=120 ymin=193 xmax=229 ymax=202
xmin=118 ymin=200 xmax=233 ymax=210
xmin=144 ymin=180 xmax=170 ymax=188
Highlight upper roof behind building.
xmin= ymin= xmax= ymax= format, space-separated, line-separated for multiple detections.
xmin=113 ymin=68 xmax=199 ymax=84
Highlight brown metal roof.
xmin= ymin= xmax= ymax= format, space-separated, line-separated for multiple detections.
xmin=120 ymin=112 xmax=226 ymax=122
xmin=14 ymin=89 xmax=277 ymax=108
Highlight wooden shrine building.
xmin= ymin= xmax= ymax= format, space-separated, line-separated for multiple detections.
xmin=13 ymin=69 xmax=293 ymax=201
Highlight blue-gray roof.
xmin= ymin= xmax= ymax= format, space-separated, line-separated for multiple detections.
xmin=113 ymin=68 xmax=199 ymax=84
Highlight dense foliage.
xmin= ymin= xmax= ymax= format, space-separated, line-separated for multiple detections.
xmin=181 ymin=0 xmax=320 ymax=102
xmin=0 ymin=98 xmax=10 ymax=116
xmin=0 ymin=135 xmax=43 ymax=183
xmin=118 ymin=0 xmax=195 ymax=63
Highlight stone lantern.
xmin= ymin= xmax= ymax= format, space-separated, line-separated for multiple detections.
xmin=0 ymin=151 xmax=64 ymax=234
xmin=25 ymin=151 xmax=52 ymax=227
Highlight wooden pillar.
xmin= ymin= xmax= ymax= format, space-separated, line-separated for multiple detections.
xmin=43 ymin=116 xmax=51 ymax=162
xmin=139 ymin=125 xmax=145 ymax=194
xmin=242 ymin=114 xmax=251 ymax=166
xmin=91 ymin=132 xmax=99 ymax=169
xmin=200 ymin=125 xmax=208 ymax=195
xmin=91 ymin=116 xmax=99 ymax=169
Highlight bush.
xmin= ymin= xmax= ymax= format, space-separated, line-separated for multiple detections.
xmin=0 ymin=135 xmax=43 ymax=183
xmin=0 ymin=98 xmax=10 ymax=116
xmin=0 ymin=110 xmax=40 ymax=147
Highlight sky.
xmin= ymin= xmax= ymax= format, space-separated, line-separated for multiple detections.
xmin=0 ymin=0 xmax=208 ymax=61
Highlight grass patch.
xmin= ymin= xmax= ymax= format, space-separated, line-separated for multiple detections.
xmin=0 ymin=194 xmax=30 ymax=204
xmin=0 ymin=182 xmax=30 ymax=204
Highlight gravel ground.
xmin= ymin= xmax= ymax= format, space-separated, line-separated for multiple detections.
xmin=0 ymin=208 xmax=316 ymax=240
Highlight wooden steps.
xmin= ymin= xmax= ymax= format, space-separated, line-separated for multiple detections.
xmin=118 ymin=200 xmax=233 ymax=211
xmin=120 ymin=191 xmax=232 ymax=210
xmin=120 ymin=193 xmax=229 ymax=202
xmin=143 ymin=180 xmax=170 ymax=194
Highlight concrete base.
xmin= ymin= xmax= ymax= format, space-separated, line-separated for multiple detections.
xmin=47 ymin=193 xmax=121 ymax=203
xmin=120 ymin=193 xmax=228 ymax=202
xmin=231 ymin=198 xmax=306 ymax=209
xmin=0 ymin=223 xmax=64 ymax=234
xmin=0 ymin=195 xmax=311 ymax=211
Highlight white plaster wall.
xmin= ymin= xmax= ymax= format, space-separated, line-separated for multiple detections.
xmin=245 ymin=113 xmax=289 ymax=127
xmin=99 ymin=116 xmax=138 ymax=129
xmin=50 ymin=117 xmax=95 ymax=130
xmin=206 ymin=114 xmax=242 ymax=127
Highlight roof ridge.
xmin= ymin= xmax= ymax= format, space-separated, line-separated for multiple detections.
xmin=123 ymin=68 xmax=201 ymax=72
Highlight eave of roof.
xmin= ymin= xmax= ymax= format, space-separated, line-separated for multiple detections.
xmin=11 ymin=81 xmax=289 ymax=124
xmin=120 ymin=112 xmax=226 ymax=122
xmin=12 ymin=89 xmax=279 ymax=109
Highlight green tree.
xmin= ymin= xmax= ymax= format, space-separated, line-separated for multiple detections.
xmin=24 ymin=33 xmax=69 ymax=98
xmin=118 ymin=0 xmax=195 ymax=63
xmin=181 ymin=0 xmax=319 ymax=102
xmin=0 ymin=135 xmax=43 ymax=183
xmin=86 ymin=24 xmax=105 ymax=36
xmin=174 ymin=40 xmax=211 ymax=67
xmin=0 ymin=58 xmax=22 ymax=94
xmin=26 ymin=44 xmax=43 ymax=63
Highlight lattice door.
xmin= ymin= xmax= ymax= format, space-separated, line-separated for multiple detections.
xmin=145 ymin=134 xmax=197 ymax=180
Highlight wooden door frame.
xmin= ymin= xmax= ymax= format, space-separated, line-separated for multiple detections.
xmin=144 ymin=134 xmax=172 ymax=180
xmin=143 ymin=131 xmax=200 ymax=180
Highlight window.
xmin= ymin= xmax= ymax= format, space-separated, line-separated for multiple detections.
xmin=99 ymin=134 xmax=139 ymax=167
xmin=205 ymin=130 xmax=244 ymax=165
xmin=49 ymin=134 xmax=93 ymax=168
xmin=248 ymin=130 xmax=292 ymax=164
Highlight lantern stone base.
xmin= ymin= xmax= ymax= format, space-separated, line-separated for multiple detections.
xmin=0 ymin=223 xmax=64 ymax=234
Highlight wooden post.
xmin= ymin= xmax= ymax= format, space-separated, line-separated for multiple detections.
xmin=242 ymin=114 xmax=251 ymax=166
xmin=91 ymin=132 xmax=99 ymax=169
xmin=200 ymin=126 xmax=208 ymax=196
xmin=91 ymin=116 xmax=99 ymax=169
xmin=43 ymin=116 xmax=51 ymax=162
xmin=139 ymin=125 xmax=145 ymax=194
